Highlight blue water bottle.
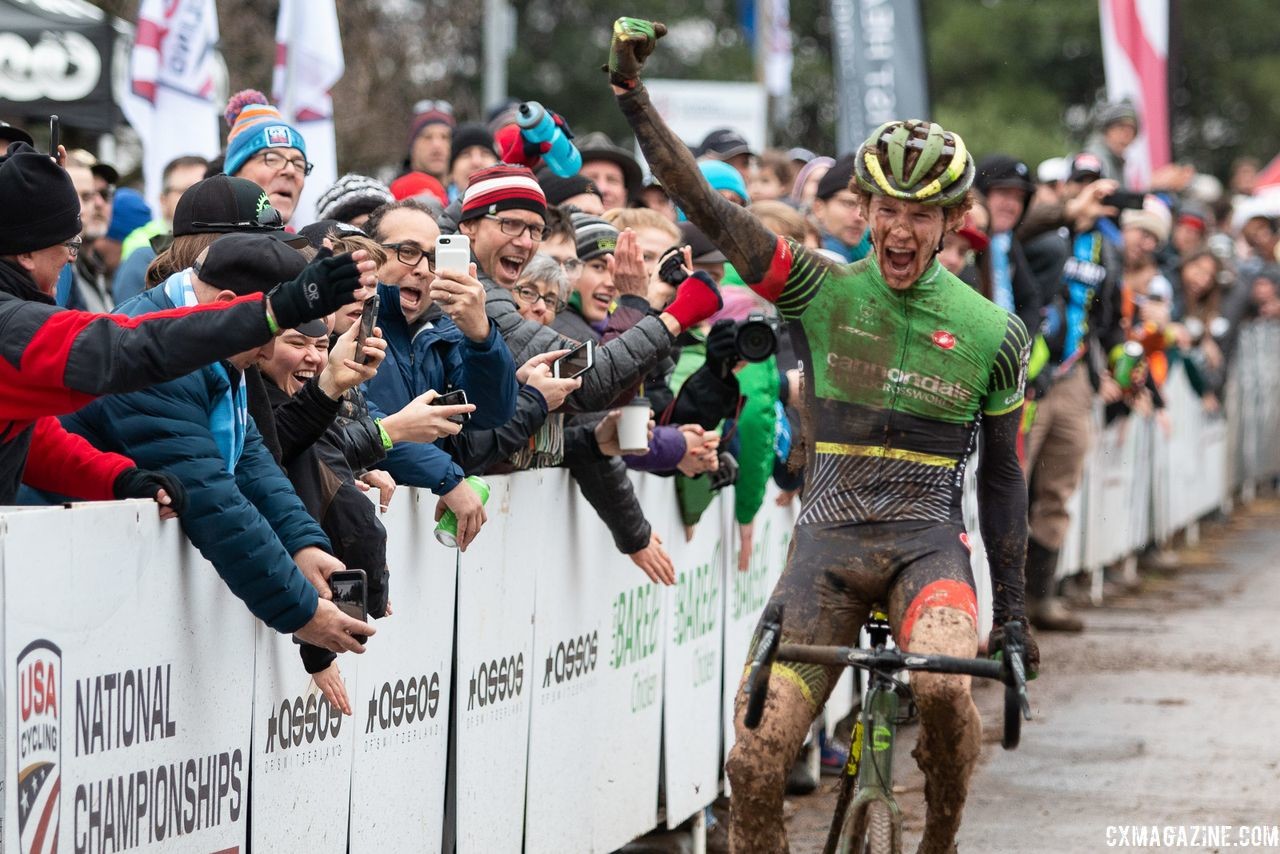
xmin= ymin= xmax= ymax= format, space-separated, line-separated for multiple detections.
xmin=517 ymin=101 xmax=582 ymax=178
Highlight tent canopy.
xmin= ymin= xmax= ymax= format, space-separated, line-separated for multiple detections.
xmin=0 ymin=0 xmax=121 ymax=132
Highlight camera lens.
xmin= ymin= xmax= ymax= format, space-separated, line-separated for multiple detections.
xmin=735 ymin=318 xmax=778 ymax=362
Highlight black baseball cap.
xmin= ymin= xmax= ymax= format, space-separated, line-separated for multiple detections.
xmin=816 ymin=153 xmax=857 ymax=201
xmin=90 ymin=162 xmax=119 ymax=186
xmin=194 ymin=233 xmax=308 ymax=297
xmin=173 ymin=175 xmax=307 ymax=246
xmin=0 ymin=122 xmax=34 ymax=148
xmin=679 ymin=221 xmax=727 ymax=264
xmin=975 ymin=154 xmax=1034 ymax=197
xmin=698 ymin=128 xmax=754 ymax=160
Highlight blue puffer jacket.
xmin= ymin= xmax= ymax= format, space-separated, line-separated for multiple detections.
xmin=363 ymin=282 xmax=518 ymax=494
xmin=59 ymin=278 xmax=328 ymax=634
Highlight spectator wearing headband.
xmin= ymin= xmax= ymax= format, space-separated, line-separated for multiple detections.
xmin=223 ymin=90 xmax=310 ymax=224
xmin=405 ymin=99 xmax=455 ymax=184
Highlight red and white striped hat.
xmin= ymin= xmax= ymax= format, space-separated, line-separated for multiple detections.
xmin=459 ymin=163 xmax=547 ymax=222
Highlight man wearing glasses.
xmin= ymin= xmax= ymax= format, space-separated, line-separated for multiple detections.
xmin=459 ymin=164 xmax=725 ymax=413
xmin=223 ymin=91 xmax=312 ymax=225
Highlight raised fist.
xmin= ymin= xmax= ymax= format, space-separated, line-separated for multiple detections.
xmin=607 ymin=17 xmax=667 ymax=87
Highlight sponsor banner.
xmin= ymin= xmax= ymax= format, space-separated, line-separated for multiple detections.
xmin=662 ymin=491 xmax=727 ymax=828
xmin=3 ymin=503 xmax=253 ymax=854
xmin=349 ymin=491 xmax=454 ymax=853
xmin=722 ymin=485 xmax=794 ymax=781
xmin=250 ymin=621 xmax=355 ymax=851
xmin=453 ymin=474 xmax=538 ymax=853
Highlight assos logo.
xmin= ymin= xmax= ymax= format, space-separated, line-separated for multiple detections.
xmin=264 ymin=692 xmax=342 ymax=752
xmin=467 ymin=653 xmax=524 ymax=710
xmin=16 ymin=639 xmax=61 ymax=854
xmin=542 ymin=631 xmax=599 ymax=687
xmin=365 ymin=673 xmax=441 ymax=733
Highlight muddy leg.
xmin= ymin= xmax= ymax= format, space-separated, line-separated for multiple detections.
xmin=905 ymin=607 xmax=981 ymax=854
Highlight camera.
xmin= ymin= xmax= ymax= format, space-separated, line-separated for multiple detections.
xmin=707 ymin=451 xmax=739 ymax=492
xmin=735 ymin=313 xmax=778 ymax=363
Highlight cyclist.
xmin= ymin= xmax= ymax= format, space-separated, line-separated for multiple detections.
xmin=607 ymin=19 xmax=1040 ymax=854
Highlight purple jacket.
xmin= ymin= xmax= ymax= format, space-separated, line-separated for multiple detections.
xmin=623 ymin=424 xmax=686 ymax=473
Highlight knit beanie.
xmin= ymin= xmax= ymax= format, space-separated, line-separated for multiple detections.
xmin=459 ymin=164 xmax=547 ymax=223
xmin=390 ymin=171 xmax=448 ymax=206
xmin=223 ymin=90 xmax=307 ymax=177
xmin=106 ymin=188 xmax=153 ymax=242
xmin=698 ymin=160 xmax=749 ymax=204
xmin=314 ymin=173 xmax=393 ymax=223
xmin=0 ymin=141 xmax=81 ymax=254
xmin=406 ymin=98 xmax=455 ymax=150
xmin=571 ymin=211 xmax=619 ymax=262
xmin=537 ymin=170 xmax=602 ymax=207
xmin=450 ymin=123 xmax=497 ymax=168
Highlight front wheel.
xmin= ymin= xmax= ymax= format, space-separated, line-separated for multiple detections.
xmin=864 ymin=800 xmax=895 ymax=854
xmin=1002 ymin=680 xmax=1022 ymax=749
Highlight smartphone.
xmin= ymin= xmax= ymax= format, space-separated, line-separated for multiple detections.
xmin=435 ymin=234 xmax=471 ymax=276
xmin=552 ymin=339 xmax=596 ymax=379
xmin=430 ymin=388 xmax=471 ymax=424
xmin=1101 ymin=189 xmax=1145 ymax=210
xmin=49 ymin=114 xmax=59 ymax=156
xmin=355 ymin=294 xmax=379 ymax=364
xmin=329 ymin=569 xmax=368 ymax=643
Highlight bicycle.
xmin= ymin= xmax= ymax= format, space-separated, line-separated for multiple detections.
xmin=743 ymin=604 xmax=1031 ymax=854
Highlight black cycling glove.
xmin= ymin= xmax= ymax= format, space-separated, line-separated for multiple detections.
xmin=988 ymin=616 xmax=1040 ymax=679
xmin=113 ymin=468 xmax=188 ymax=516
xmin=268 ymin=249 xmax=363 ymax=330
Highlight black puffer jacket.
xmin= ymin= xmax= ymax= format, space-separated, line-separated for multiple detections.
xmin=562 ymin=414 xmax=651 ymax=555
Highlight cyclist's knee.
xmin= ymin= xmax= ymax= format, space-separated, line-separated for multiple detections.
xmin=899 ymin=580 xmax=978 ymax=655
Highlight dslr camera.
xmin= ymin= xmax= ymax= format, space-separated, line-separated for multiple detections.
xmin=734 ymin=313 xmax=779 ymax=363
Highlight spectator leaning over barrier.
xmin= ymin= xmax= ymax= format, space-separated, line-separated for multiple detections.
xmin=223 ymin=90 xmax=310 ymax=225
xmin=1014 ymin=152 xmax=1129 ymax=632
xmin=362 ymin=198 xmax=519 ymax=551
xmin=455 ymin=164 xmax=725 ymax=413
xmin=809 ymin=154 xmax=869 ymax=262
xmin=405 ymin=99 xmax=455 ymax=185
xmin=56 ymin=234 xmax=378 ymax=652
xmin=0 ymin=142 xmax=362 ymax=511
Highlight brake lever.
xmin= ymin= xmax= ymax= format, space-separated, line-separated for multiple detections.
xmin=1003 ymin=621 xmax=1032 ymax=720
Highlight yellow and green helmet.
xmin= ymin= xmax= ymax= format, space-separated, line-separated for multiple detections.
xmin=853 ymin=119 xmax=974 ymax=207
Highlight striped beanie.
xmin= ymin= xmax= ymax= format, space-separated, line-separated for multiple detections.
xmin=315 ymin=173 xmax=393 ymax=223
xmin=571 ymin=211 xmax=619 ymax=262
xmin=223 ymin=90 xmax=307 ymax=177
xmin=459 ymin=164 xmax=547 ymax=223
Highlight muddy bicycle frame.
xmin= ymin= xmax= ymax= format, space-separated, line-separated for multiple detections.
xmin=744 ymin=605 xmax=1029 ymax=854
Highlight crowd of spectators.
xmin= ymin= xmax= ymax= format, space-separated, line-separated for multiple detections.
xmin=1 ymin=82 xmax=1276 ymax=717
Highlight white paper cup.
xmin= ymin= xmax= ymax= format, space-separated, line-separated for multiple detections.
xmin=618 ymin=397 xmax=651 ymax=454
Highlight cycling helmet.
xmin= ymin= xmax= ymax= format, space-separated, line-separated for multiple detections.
xmin=853 ymin=119 xmax=974 ymax=207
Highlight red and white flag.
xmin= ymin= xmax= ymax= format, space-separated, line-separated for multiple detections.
xmin=273 ymin=0 xmax=344 ymax=228
xmin=1098 ymin=0 xmax=1171 ymax=188
xmin=121 ymin=0 xmax=221 ymax=214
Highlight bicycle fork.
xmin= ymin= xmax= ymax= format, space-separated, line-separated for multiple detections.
xmin=825 ymin=679 xmax=904 ymax=854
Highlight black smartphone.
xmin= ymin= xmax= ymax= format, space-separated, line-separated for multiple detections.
xmin=430 ymin=388 xmax=470 ymax=424
xmin=1101 ymin=189 xmax=1145 ymax=210
xmin=329 ymin=569 xmax=368 ymax=643
xmin=552 ymin=339 xmax=596 ymax=379
xmin=355 ymin=294 xmax=379 ymax=364
xmin=49 ymin=115 xmax=59 ymax=156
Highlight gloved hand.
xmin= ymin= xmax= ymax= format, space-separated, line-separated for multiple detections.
xmin=662 ymin=270 xmax=722 ymax=331
xmin=267 ymin=249 xmax=363 ymax=330
xmin=113 ymin=468 xmax=188 ymax=516
xmin=988 ymin=616 xmax=1040 ymax=679
xmin=606 ymin=17 xmax=667 ymax=88
xmin=497 ymin=110 xmax=575 ymax=166
xmin=704 ymin=318 xmax=738 ymax=380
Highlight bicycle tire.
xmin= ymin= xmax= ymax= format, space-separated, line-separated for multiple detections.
xmin=1002 ymin=679 xmax=1021 ymax=749
xmin=864 ymin=800 xmax=895 ymax=854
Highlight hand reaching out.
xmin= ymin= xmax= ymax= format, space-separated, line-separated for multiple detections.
xmin=628 ymin=532 xmax=675 ymax=585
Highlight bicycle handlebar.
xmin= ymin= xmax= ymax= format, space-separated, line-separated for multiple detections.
xmin=775 ymin=643 xmax=1004 ymax=680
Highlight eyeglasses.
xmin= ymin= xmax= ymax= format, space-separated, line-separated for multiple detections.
xmin=484 ymin=215 xmax=548 ymax=242
xmin=63 ymin=238 xmax=82 ymax=259
xmin=253 ymin=150 xmax=314 ymax=176
xmin=190 ymin=205 xmax=285 ymax=231
xmin=512 ymin=285 xmax=565 ymax=313
xmin=412 ymin=98 xmax=454 ymax=116
xmin=381 ymin=242 xmax=435 ymax=270
xmin=555 ymin=257 xmax=583 ymax=279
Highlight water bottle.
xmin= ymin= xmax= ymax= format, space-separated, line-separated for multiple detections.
xmin=517 ymin=101 xmax=582 ymax=178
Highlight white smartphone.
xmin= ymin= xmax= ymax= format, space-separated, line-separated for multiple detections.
xmin=435 ymin=234 xmax=471 ymax=276
xmin=552 ymin=339 xmax=596 ymax=379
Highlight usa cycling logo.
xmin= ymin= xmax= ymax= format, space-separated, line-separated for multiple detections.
xmin=932 ymin=330 xmax=956 ymax=350
xmin=16 ymin=639 xmax=62 ymax=854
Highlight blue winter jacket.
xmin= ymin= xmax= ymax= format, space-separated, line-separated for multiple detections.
xmin=363 ymin=282 xmax=518 ymax=494
xmin=59 ymin=281 xmax=328 ymax=634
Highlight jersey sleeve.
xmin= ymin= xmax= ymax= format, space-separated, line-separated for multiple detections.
xmin=982 ymin=313 xmax=1032 ymax=416
xmin=750 ymin=237 xmax=828 ymax=320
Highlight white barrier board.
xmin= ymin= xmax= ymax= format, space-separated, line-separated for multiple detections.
xmin=454 ymin=474 xmax=537 ymax=853
xmin=4 ymin=503 xmax=254 ymax=854
xmin=349 ymin=490 xmax=455 ymax=854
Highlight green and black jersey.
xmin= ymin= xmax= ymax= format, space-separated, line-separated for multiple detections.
xmin=755 ymin=236 xmax=1030 ymax=525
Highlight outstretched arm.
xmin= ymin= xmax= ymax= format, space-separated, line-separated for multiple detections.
xmin=609 ymin=18 xmax=778 ymax=284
